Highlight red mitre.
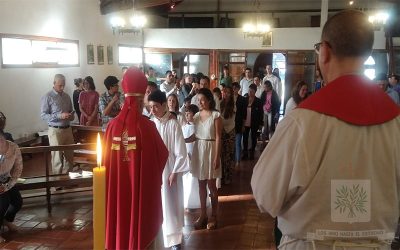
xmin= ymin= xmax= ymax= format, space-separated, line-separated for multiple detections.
xmin=122 ymin=67 xmax=147 ymax=95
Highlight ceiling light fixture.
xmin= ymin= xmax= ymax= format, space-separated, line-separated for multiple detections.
xmin=368 ymin=12 xmax=389 ymax=26
xmin=110 ymin=13 xmax=147 ymax=35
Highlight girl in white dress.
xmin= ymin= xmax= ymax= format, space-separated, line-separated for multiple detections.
xmin=190 ymin=88 xmax=222 ymax=230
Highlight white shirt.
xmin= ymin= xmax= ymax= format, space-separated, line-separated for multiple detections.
xmin=160 ymin=81 xmax=177 ymax=96
xmin=284 ymin=97 xmax=296 ymax=115
xmin=240 ymin=78 xmax=253 ymax=96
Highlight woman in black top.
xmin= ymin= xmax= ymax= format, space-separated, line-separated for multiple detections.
xmin=242 ymin=84 xmax=263 ymax=160
xmin=72 ymin=78 xmax=83 ymax=121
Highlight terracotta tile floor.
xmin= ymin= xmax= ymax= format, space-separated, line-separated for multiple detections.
xmin=0 ymin=147 xmax=276 ymax=249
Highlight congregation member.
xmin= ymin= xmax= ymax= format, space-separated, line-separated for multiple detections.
xmin=0 ymin=133 xmax=23 ymax=243
xmin=0 ymin=112 xmax=14 ymax=142
xmin=254 ymin=76 xmax=263 ymax=98
xmin=313 ymin=68 xmax=324 ymax=92
xmin=376 ymin=73 xmax=400 ymax=105
xmin=121 ymin=66 xmax=128 ymax=76
xmin=160 ymin=70 xmax=179 ymax=96
xmin=40 ymin=74 xmax=75 ymax=175
xmin=232 ymin=82 xmax=247 ymax=167
xmin=146 ymin=67 xmax=158 ymax=84
xmin=239 ymin=67 xmax=253 ymax=96
xmin=242 ymin=84 xmax=263 ymax=160
xmin=284 ymin=80 xmax=308 ymax=115
xmin=389 ymin=73 xmax=400 ymax=96
xmin=212 ymin=87 xmax=222 ymax=111
xmin=167 ymin=94 xmax=186 ymax=126
xmin=252 ymin=10 xmax=400 ymax=249
xmin=143 ymin=81 xmax=158 ymax=118
xmin=263 ymin=65 xmax=282 ymax=101
xmin=72 ymin=78 xmax=83 ymax=121
xmin=219 ymin=65 xmax=232 ymax=87
xmin=189 ymin=75 xmax=211 ymax=107
xmin=103 ymin=67 xmax=168 ymax=249
xmin=99 ymin=76 xmax=124 ymax=131
xmin=190 ymin=88 xmax=222 ymax=230
xmin=78 ymin=76 xmax=99 ymax=126
xmin=260 ymin=80 xmax=280 ymax=145
xmin=220 ymin=86 xmax=236 ymax=185
xmin=179 ymin=97 xmax=191 ymax=113
xmin=148 ymin=90 xmax=188 ymax=250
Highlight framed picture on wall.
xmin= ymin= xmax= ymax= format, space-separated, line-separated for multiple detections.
xmin=87 ymin=44 xmax=94 ymax=64
xmin=97 ymin=45 xmax=104 ymax=65
xmin=107 ymin=45 xmax=113 ymax=65
xmin=262 ymin=32 xmax=272 ymax=47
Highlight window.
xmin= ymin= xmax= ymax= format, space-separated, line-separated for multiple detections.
xmin=363 ymin=56 xmax=375 ymax=80
xmin=118 ymin=45 xmax=142 ymax=65
xmin=1 ymin=35 xmax=79 ymax=67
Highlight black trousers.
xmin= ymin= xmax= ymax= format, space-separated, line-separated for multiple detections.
xmin=243 ymin=126 xmax=258 ymax=152
xmin=0 ymin=186 xmax=23 ymax=225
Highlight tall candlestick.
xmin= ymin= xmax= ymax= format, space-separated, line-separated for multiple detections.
xmin=93 ymin=133 xmax=106 ymax=250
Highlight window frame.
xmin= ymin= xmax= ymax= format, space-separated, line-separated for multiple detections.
xmin=0 ymin=33 xmax=80 ymax=68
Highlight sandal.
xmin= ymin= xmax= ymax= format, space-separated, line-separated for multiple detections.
xmin=193 ymin=216 xmax=208 ymax=230
xmin=207 ymin=216 xmax=217 ymax=230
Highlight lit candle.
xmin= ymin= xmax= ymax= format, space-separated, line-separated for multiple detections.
xmin=93 ymin=133 xmax=106 ymax=250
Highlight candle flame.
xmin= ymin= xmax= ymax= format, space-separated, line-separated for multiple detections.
xmin=96 ymin=133 xmax=102 ymax=168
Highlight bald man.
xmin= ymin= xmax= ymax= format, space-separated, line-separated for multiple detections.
xmin=252 ymin=10 xmax=400 ymax=249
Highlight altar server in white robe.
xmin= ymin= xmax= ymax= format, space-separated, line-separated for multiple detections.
xmin=148 ymin=90 xmax=189 ymax=250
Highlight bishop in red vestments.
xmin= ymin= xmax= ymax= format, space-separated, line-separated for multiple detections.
xmin=104 ymin=67 xmax=168 ymax=249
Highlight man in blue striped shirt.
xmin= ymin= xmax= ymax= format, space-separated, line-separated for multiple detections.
xmin=40 ymin=74 xmax=75 ymax=175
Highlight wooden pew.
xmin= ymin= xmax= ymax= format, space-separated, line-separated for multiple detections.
xmin=71 ymin=124 xmax=102 ymax=143
xmin=18 ymin=143 xmax=96 ymax=213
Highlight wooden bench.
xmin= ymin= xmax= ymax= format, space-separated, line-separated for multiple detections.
xmin=18 ymin=143 xmax=96 ymax=213
xmin=15 ymin=134 xmax=42 ymax=159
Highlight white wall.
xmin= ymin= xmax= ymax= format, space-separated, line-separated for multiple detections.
xmin=144 ymin=27 xmax=386 ymax=51
xmin=0 ymin=0 xmax=142 ymax=138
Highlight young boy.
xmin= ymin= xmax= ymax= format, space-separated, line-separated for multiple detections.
xmin=179 ymin=96 xmax=192 ymax=113
xmin=182 ymin=105 xmax=204 ymax=210
xmin=148 ymin=90 xmax=188 ymax=250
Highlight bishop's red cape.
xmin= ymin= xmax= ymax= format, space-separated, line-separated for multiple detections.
xmin=104 ymin=68 xmax=168 ymax=250
xmin=298 ymin=74 xmax=399 ymax=124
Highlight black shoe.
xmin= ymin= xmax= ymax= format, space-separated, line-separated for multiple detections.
xmin=171 ymin=244 xmax=182 ymax=250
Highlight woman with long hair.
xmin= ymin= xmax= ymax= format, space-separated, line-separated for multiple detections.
xmin=285 ymin=81 xmax=308 ymax=115
xmin=190 ymin=88 xmax=222 ymax=230
xmin=220 ymin=86 xmax=236 ymax=184
xmin=167 ymin=93 xmax=186 ymax=126
xmin=79 ymin=76 xmax=99 ymax=126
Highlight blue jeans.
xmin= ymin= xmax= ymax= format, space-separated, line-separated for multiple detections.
xmin=235 ymin=133 xmax=242 ymax=162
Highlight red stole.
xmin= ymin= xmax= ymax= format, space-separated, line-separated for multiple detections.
xmin=298 ymin=75 xmax=400 ymax=125
xmin=104 ymin=111 xmax=168 ymax=249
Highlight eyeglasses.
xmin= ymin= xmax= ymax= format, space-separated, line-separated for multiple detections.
xmin=314 ymin=41 xmax=331 ymax=54
xmin=314 ymin=42 xmax=323 ymax=54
